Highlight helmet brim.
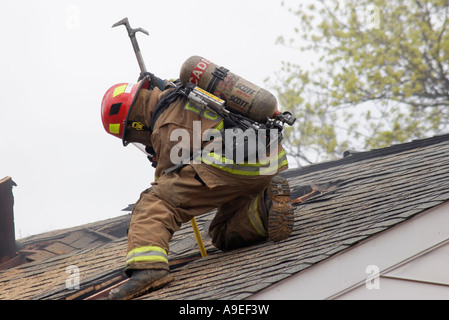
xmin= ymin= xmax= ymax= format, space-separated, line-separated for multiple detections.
xmin=122 ymin=76 xmax=151 ymax=146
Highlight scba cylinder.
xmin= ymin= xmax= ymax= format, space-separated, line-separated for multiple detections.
xmin=179 ymin=56 xmax=278 ymax=123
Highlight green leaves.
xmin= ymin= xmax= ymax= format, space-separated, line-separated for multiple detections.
xmin=271 ymin=0 xmax=449 ymax=165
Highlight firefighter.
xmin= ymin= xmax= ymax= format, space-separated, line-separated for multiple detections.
xmin=100 ymin=75 xmax=294 ymax=300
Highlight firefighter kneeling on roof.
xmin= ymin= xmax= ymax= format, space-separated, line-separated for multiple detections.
xmin=100 ymin=72 xmax=294 ymax=300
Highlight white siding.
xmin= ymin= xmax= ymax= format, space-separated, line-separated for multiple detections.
xmin=249 ymin=202 xmax=449 ymax=300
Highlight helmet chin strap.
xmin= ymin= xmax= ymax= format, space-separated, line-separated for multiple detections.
xmin=132 ymin=142 xmax=150 ymax=156
xmin=131 ymin=143 xmax=158 ymax=168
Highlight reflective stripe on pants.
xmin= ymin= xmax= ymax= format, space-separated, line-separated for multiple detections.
xmin=125 ymin=245 xmax=168 ymax=267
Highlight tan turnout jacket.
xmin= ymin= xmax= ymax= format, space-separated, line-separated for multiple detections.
xmin=122 ymin=86 xmax=288 ymax=272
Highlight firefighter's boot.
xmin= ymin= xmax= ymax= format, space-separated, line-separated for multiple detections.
xmin=263 ymin=175 xmax=295 ymax=242
xmin=108 ymin=269 xmax=173 ymax=300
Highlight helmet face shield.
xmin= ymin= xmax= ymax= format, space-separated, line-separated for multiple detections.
xmin=100 ymin=77 xmax=150 ymax=143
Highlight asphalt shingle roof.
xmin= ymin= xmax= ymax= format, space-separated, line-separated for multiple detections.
xmin=2 ymin=134 xmax=449 ymax=300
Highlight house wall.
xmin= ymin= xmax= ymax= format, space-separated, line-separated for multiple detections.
xmin=249 ymin=201 xmax=449 ymax=300
xmin=336 ymin=237 xmax=449 ymax=299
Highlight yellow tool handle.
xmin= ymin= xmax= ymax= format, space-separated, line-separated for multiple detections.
xmin=190 ymin=217 xmax=207 ymax=258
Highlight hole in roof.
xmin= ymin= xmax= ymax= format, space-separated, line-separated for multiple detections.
xmin=291 ymin=180 xmax=342 ymax=205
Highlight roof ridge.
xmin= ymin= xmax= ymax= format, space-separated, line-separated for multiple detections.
xmin=283 ymin=133 xmax=449 ymax=177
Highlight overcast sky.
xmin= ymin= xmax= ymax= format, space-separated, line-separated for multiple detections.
xmin=0 ymin=0 xmax=305 ymax=238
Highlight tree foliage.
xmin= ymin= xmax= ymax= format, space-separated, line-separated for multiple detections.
xmin=272 ymin=0 xmax=449 ymax=165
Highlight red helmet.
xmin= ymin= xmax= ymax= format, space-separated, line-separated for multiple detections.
xmin=101 ymin=77 xmax=150 ymax=145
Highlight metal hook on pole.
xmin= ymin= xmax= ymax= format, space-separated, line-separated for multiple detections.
xmin=112 ymin=17 xmax=149 ymax=76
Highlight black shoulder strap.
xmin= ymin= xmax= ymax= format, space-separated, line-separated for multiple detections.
xmin=149 ymin=84 xmax=186 ymax=135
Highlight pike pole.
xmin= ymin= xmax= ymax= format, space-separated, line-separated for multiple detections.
xmin=112 ymin=17 xmax=207 ymax=258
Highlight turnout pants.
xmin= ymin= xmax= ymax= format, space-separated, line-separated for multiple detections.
xmin=125 ymin=163 xmax=274 ymax=272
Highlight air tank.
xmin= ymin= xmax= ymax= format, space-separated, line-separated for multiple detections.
xmin=179 ymin=56 xmax=278 ymax=123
